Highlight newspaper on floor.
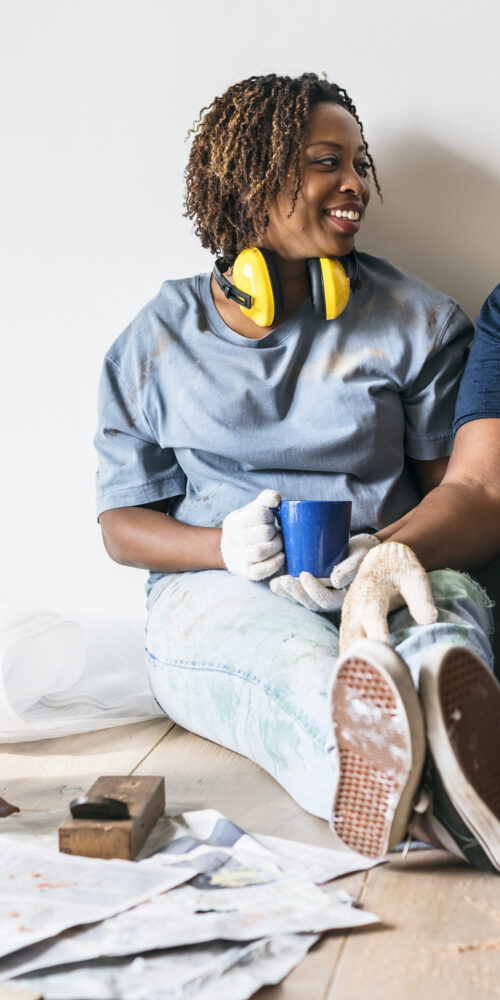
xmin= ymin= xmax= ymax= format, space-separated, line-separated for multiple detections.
xmin=0 ymin=808 xmax=380 ymax=983
xmin=0 ymin=876 xmax=378 ymax=979
xmin=13 ymin=934 xmax=321 ymax=1000
xmin=0 ymin=805 xmax=381 ymax=998
xmin=0 ymin=805 xmax=381 ymax=885
xmin=139 ymin=808 xmax=382 ymax=885
xmin=0 ymin=840 xmax=210 ymax=961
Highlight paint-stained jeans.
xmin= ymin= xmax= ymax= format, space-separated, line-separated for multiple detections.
xmin=145 ymin=569 xmax=494 ymax=821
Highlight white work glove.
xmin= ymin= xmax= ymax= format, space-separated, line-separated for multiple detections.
xmin=269 ymin=533 xmax=380 ymax=612
xmin=220 ymin=489 xmax=285 ymax=581
xmin=339 ymin=541 xmax=439 ymax=654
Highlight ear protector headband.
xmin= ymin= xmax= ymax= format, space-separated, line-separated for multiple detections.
xmin=213 ymin=248 xmax=360 ymax=328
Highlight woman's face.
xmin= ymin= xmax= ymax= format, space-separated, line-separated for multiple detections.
xmin=262 ymin=102 xmax=371 ymax=261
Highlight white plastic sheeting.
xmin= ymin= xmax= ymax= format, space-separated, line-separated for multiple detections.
xmin=0 ymin=604 xmax=163 ymax=742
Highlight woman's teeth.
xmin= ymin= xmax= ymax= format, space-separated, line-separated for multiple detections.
xmin=327 ymin=209 xmax=360 ymax=220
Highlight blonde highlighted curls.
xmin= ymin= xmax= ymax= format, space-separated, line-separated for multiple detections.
xmin=183 ymin=73 xmax=381 ymax=268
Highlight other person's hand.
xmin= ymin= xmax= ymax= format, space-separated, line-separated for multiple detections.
xmin=221 ymin=489 xmax=285 ymax=581
xmin=339 ymin=541 xmax=438 ymax=653
xmin=269 ymin=534 xmax=380 ymax=612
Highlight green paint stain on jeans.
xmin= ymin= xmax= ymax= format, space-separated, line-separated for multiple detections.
xmin=259 ymin=713 xmax=302 ymax=772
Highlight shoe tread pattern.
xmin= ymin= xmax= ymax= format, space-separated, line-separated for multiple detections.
xmin=332 ymin=659 xmax=410 ymax=857
xmin=439 ymin=652 xmax=500 ymax=821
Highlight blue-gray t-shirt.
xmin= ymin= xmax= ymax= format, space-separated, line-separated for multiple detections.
xmin=94 ymin=252 xmax=472 ymax=596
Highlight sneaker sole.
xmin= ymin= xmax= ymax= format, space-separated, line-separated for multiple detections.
xmin=419 ymin=644 xmax=500 ymax=872
xmin=329 ymin=639 xmax=426 ymax=857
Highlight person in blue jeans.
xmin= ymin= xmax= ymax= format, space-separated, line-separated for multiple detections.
xmin=94 ymin=73 xmax=500 ymax=871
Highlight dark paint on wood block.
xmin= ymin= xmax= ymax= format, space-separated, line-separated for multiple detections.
xmin=58 ymin=775 xmax=165 ymax=860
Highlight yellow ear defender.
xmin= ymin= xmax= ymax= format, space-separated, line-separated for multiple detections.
xmin=307 ymin=257 xmax=352 ymax=322
xmin=213 ymin=248 xmax=360 ymax=328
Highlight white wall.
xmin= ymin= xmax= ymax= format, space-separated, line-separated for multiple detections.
xmin=1 ymin=0 xmax=499 ymax=617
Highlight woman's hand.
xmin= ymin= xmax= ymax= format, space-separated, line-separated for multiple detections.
xmin=220 ymin=489 xmax=285 ymax=580
xmin=269 ymin=534 xmax=380 ymax=611
xmin=339 ymin=541 xmax=438 ymax=653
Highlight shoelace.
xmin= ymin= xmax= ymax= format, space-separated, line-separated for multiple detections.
xmin=401 ymin=833 xmax=412 ymax=860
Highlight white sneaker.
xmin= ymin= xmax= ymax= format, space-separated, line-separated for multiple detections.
xmin=329 ymin=639 xmax=426 ymax=858
xmin=418 ymin=643 xmax=500 ymax=873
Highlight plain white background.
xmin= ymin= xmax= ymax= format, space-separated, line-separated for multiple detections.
xmin=1 ymin=0 xmax=499 ymax=619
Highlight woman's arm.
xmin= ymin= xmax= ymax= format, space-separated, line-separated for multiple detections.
xmin=99 ymin=504 xmax=225 ymax=573
xmin=99 ymin=489 xmax=284 ymax=580
xmin=377 ymin=419 xmax=500 ymax=570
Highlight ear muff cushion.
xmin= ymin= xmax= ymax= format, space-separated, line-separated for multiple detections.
xmin=307 ymin=259 xmax=325 ymax=318
xmin=307 ymin=258 xmax=351 ymax=320
xmin=232 ymin=248 xmax=283 ymax=327
xmin=320 ymin=258 xmax=351 ymax=319
xmin=257 ymin=248 xmax=283 ymax=325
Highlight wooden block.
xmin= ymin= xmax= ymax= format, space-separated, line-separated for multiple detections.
xmin=58 ymin=775 xmax=165 ymax=860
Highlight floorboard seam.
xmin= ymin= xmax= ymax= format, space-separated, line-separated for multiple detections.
xmin=129 ymin=720 xmax=176 ymax=774
xmin=321 ymin=869 xmax=370 ymax=1000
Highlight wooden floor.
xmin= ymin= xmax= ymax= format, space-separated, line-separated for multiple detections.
xmin=2 ymin=719 xmax=500 ymax=1000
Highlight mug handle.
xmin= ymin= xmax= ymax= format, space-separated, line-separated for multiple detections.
xmin=268 ymin=505 xmax=281 ymax=525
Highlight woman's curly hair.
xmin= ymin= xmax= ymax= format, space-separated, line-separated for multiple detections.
xmin=183 ymin=72 xmax=380 ymax=268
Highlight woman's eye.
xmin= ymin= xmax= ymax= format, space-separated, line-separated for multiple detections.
xmin=314 ymin=157 xmax=339 ymax=168
xmin=356 ymin=161 xmax=371 ymax=177
xmin=313 ymin=158 xmax=371 ymax=177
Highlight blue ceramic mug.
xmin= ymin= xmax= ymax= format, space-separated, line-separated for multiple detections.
xmin=271 ymin=500 xmax=352 ymax=580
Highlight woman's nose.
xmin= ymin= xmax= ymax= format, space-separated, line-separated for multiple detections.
xmin=338 ymin=167 xmax=366 ymax=196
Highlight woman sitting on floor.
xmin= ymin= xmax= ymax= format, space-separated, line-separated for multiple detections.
xmin=94 ymin=73 xmax=500 ymax=872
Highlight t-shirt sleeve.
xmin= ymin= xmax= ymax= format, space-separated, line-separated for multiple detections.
xmin=453 ymin=285 xmax=500 ymax=435
xmin=94 ymin=355 xmax=186 ymax=519
xmin=402 ymin=302 xmax=472 ymax=460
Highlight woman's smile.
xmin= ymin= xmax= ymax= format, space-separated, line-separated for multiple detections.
xmin=323 ymin=201 xmax=365 ymax=235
